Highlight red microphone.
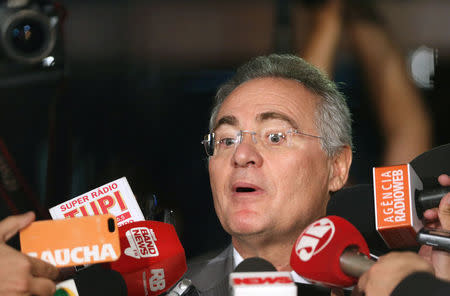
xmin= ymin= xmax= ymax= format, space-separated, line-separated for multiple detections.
xmin=106 ymin=220 xmax=187 ymax=295
xmin=290 ymin=216 xmax=373 ymax=288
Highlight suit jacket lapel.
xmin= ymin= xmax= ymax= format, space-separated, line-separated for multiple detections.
xmin=187 ymin=244 xmax=234 ymax=295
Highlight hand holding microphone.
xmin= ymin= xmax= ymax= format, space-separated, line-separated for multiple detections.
xmin=290 ymin=215 xmax=450 ymax=296
xmin=0 ymin=214 xmax=189 ymax=296
xmin=419 ymin=173 xmax=450 ymax=282
xmin=0 ymin=212 xmax=135 ymax=296
xmin=328 ymin=143 xmax=450 ymax=255
xmin=422 ymin=174 xmax=450 ymax=229
xmin=353 ymin=251 xmax=435 ymax=296
xmin=0 ymin=212 xmax=59 ymax=296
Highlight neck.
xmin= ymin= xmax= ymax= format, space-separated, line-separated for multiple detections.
xmin=232 ymin=234 xmax=297 ymax=271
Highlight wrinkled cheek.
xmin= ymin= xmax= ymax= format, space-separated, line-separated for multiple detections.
xmin=209 ymin=159 xmax=227 ymax=194
xmin=208 ymin=163 xmax=221 ymax=203
xmin=211 ymin=189 xmax=224 ymax=218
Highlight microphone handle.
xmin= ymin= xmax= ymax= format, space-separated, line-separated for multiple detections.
xmin=167 ymin=279 xmax=200 ymax=296
xmin=417 ymin=187 xmax=450 ymax=215
xmin=339 ymin=247 xmax=374 ymax=278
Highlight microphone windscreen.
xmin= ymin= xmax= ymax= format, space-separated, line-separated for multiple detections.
xmin=410 ymin=143 xmax=450 ymax=187
xmin=327 ymin=184 xmax=389 ymax=255
xmin=290 ymin=216 xmax=370 ymax=287
xmin=234 ymin=257 xmax=277 ymax=272
xmin=75 ymin=265 xmax=127 ymax=296
xmin=109 ymin=220 xmax=186 ymax=275
xmin=108 ymin=220 xmax=187 ymax=296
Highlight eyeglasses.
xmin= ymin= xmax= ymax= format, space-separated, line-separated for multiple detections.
xmin=201 ymin=127 xmax=322 ymax=157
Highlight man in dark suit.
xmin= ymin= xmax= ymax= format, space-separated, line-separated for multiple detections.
xmin=186 ymin=54 xmax=353 ymax=295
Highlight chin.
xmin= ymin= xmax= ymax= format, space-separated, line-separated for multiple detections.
xmin=227 ymin=212 xmax=267 ymax=236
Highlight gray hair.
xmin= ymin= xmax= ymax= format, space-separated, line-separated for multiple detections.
xmin=209 ymin=54 xmax=352 ymax=156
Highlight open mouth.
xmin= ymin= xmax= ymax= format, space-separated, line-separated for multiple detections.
xmin=236 ymin=187 xmax=256 ymax=193
xmin=232 ymin=182 xmax=261 ymax=194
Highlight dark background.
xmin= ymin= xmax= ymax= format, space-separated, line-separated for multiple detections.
xmin=1 ymin=0 xmax=450 ymax=260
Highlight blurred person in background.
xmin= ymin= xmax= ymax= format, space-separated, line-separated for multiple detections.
xmin=300 ymin=0 xmax=432 ymax=183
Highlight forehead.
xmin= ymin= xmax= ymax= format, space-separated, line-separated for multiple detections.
xmin=215 ymin=77 xmax=320 ymax=130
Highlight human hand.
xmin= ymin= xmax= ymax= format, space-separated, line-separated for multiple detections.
xmin=352 ymin=251 xmax=434 ymax=296
xmin=0 ymin=212 xmax=59 ymax=296
xmin=419 ymin=174 xmax=450 ymax=281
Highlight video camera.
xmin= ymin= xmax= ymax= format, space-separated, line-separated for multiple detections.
xmin=0 ymin=0 xmax=65 ymax=87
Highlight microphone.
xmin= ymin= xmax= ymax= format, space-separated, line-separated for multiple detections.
xmin=327 ymin=167 xmax=449 ymax=252
xmin=234 ymin=257 xmax=277 ymax=272
xmin=106 ymin=220 xmax=187 ymax=295
xmin=55 ymin=265 xmax=127 ymax=296
xmin=409 ymin=143 xmax=450 ymax=188
xmin=290 ymin=216 xmax=373 ymax=288
xmin=229 ymin=257 xmax=297 ymax=295
xmin=328 ymin=143 xmax=450 ymax=252
xmin=372 ymin=163 xmax=449 ymax=248
xmin=327 ymin=184 xmax=388 ymax=254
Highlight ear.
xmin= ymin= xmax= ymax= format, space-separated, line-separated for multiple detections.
xmin=328 ymin=145 xmax=352 ymax=192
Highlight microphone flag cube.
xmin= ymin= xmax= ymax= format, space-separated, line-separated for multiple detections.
xmin=229 ymin=271 xmax=297 ymax=296
xmin=373 ymin=164 xmax=423 ymax=248
xmin=49 ymin=177 xmax=145 ymax=226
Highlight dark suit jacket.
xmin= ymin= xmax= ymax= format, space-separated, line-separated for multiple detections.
xmin=185 ymin=244 xmax=339 ymax=296
xmin=185 ymin=245 xmax=234 ymax=296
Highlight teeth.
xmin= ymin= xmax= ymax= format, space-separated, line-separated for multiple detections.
xmin=236 ymin=187 xmax=255 ymax=192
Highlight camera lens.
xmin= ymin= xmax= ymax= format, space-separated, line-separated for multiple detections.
xmin=9 ymin=19 xmax=46 ymax=54
xmin=1 ymin=10 xmax=56 ymax=64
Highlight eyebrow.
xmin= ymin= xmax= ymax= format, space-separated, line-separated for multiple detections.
xmin=214 ymin=112 xmax=298 ymax=131
xmin=257 ymin=112 xmax=298 ymax=129
xmin=213 ymin=115 xmax=238 ymax=130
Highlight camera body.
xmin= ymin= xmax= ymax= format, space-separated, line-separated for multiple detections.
xmin=0 ymin=0 xmax=65 ymax=86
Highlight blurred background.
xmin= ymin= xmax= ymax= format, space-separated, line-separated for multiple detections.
xmin=1 ymin=0 xmax=449 ymax=260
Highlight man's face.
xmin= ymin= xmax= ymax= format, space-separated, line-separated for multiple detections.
xmin=209 ymin=77 xmax=345 ymax=241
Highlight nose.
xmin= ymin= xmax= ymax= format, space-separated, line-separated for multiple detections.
xmin=232 ymin=132 xmax=263 ymax=168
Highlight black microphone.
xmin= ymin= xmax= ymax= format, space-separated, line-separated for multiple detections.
xmin=327 ymin=184 xmax=388 ymax=254
xmin=410 ymin=143 xmax=450 ymax=188
xmin=234 ymin=257 xmax=276 ymax=272
xmin=55 ymin=265 xmax=127 ymax=296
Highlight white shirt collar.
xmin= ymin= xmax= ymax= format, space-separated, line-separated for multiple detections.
xmin=232 ymin=247 xmax=310 ymax=284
